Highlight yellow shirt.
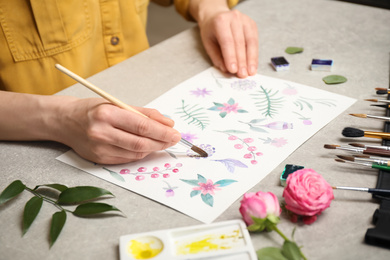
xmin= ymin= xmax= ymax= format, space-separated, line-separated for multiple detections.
xmin=0 ymin=0 xmax=237 ymax=95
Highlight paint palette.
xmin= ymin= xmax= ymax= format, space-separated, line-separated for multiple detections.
xmin=119 ymin=219 xmax=257 ymax=260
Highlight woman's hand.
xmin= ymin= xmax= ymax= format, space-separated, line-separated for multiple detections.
xmin=0 ymin=91 xmax=181 ymax=165
xmin=190 ymin=0 xmax=259 ymax=78
xmin=58 ymin=98 xmax=181 ymax=164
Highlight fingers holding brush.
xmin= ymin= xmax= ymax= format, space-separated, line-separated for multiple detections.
xmin=58 ymin=98 xmax=181 ymax=164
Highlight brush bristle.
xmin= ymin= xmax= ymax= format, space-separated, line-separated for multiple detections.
xmin=336 ymin=155 xmax=354 ymax=161
xmin=375 ymin=88 xmax=387 ymax=91
xmin=349 ymin=113 xmax=367 ymax=118
xmin=364 ymin=99 xmax=378 ymax=102
xmin=353 ymin=154 xmax=370 ymax=158
xmin=348 ymin=143 xmax=365 ymax=148
xmin=335 ymin=159 xmax=345 ymax=163
xmin=376 ymin=90 xmax=388 ymax=95
xmin=191 ymin=146 xmax=208 ymax=158
xmin=371 ymin=104 xmax=389 ymax=108
xmin=324 ymin=144 xmax=340 ymax=149
xmin=342 ymin=127 xmax=365 ymax=138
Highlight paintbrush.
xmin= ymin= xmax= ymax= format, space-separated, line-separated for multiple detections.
xmin=349 ymin=113 xmax=390 ymax=122
xmin=342 ymin=127 xmax=390 ymax=140
xmin=370 ymin=104 xmax=390 ymax=108
xmin=365 ymin=98 xmax=390 ymax=104
xmin=324 ymin=144 xmax=390 ymax=157
xmin=375 ymin=89 xmax=389 ymax=95
xmin=349 ymin=143 xmax=390 ymax=151
xmin=332 ymin=186 xmax=390 ymax=196
xmin=375 ymin=88 xmax=390 ymax=91
xmin=335 ymin=158 xmax=390 ymax=171
xmin=353 ymin=154 xmax=390 ymax=161
xmin=336 ymin=155 xmax=390 ymax=168
xmin=55 ymin=64 xmax=208 ymax=158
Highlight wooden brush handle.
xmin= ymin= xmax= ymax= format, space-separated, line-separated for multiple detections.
xmin=364 ymin=148 xmax=390 ymax=157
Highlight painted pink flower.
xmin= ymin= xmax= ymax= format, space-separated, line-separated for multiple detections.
xmin=271 ymin=137 xmax=288 ymax=148
xmin=193 ymin=179 xmax=221 ymax=195
xmin=218 ymin=103 xmax=240 ymax=113
xmin=181 ymin=132 xmax=198 ymax=143
xmin=120 ymin=169 xmax=130 ymax=175
xmin=190 ymin=87 xmax=212 ymax=97
xmin=283 ymin=169 xmax=334 ymax=224
xmin=230 ymin=79 xmax=256 ymax=91
xmin=282 ymin=85 xmax=298 ymax=95
xmin=239 ymin=191 xmax=281 ymax=226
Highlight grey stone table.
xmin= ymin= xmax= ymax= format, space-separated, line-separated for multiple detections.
xmin=1 ymin=0 xmax=390 ymax=259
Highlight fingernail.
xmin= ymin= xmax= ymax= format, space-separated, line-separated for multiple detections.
xmin=231 ymin=63 xmax=237 ymax=73
xmin=240 ymin=67 xmax=248 ymax=78
xmin=172 ymin=134 xmax=181 ymax=143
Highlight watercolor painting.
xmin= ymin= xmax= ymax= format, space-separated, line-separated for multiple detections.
xmin=57 ymin=67 xmax=356 ymax=223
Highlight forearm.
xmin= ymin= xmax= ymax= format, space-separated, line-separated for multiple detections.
xmin=189 ymin=0 xmax=230 ymax=24
xmin=0 ymin=90 xmax=75 ymax=142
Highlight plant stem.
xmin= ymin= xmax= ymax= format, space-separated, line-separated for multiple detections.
xmin=273 ymin=226 xmax=308 ymax=260
xmin=273 ymin=226 xmax=290 ymax=241
xmin=24 ymin=187 xmax=70 ymax=212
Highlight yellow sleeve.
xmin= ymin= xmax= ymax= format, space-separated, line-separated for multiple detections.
xmin=174 ymin=0 xmax=239 ymax=21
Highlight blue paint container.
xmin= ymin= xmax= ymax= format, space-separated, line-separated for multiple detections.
xmin=271 ymin=56 xmax=289 ymax=71
xmin=311 ymin=59 xmax=333 ymax=71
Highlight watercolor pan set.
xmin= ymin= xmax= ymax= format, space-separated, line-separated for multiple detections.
xmin=119 ymin=220 xmax=257 ymax=260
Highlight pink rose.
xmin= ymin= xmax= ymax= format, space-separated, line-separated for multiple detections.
xmin=239 ymin=191 xmax=281 ymax=226
xmin=283 ymin=169 xmax=334 ymax=222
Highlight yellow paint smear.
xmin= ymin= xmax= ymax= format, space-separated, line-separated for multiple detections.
xmin=127 ymin=239 xmax=163 ymax=259
xmin=177 ymin=237 xmax=221 ymax=255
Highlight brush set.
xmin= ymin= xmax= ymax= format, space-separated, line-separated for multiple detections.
xmin=324 ymin=87 xmax=390 ymax=248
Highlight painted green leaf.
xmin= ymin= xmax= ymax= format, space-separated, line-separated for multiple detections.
xmin=227 ymin=98 xmax=235 ymax=105
xmin=219 ymin=112 xmax=227 ymax=118
xmin=33 ymin=184 xmax=68 ymax=192
xmin=217 ymin=130 xmax=247 ymax=134
xmin=208 ymin=106 xmax=221 ymax=111
xmin=201 ymin=193 xmax=214 ymax=207
xmin=197 ymin=174 xmax=207 ymax=183
xmin=190 ymin=190 xmax=201 ymax=197
xmin=22 ymin=196 xmax=43 ymax=235
xmin=176 ymin=100 xmax=209 ymax=130
xmin=282 ymin=241 xmax=302 ymax=260
xmin=250 ymin=126 xmax=268 ymax=133
xmin=180 ymin=179 xmax=200 ymax=186
xmin=285 ymin=47 xmax=304 ymax=54
xmin=50 ymin=210 xmax=67 ymax=248
xmin=72 ymin=202 xmax=121 ymax=216
xmin=249 ymin=118 xmax=266 ymax=124
xmin=322 ymin=75 xmax=347 ymax=84
xmin=103 ymin=168 xmax=125 ymax=182
xmin=57 ymin=186 xmax=114 ymax=205
xmin=0 ymin=180 xmax=25 ymax=205
xmin=214 ymin=179 xmax=237 ymax=187
xmin=257 ymin=247 xmax=288 ymax=260
xmin=237 ymin=109 xmax=248 ymax=113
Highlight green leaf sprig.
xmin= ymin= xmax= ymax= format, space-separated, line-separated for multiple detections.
xmin=248 ymin=216 xmax=307 ymax=260
xmin=0 ymin=180 xmax=123 ymax=248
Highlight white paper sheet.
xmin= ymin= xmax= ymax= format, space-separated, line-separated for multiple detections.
xmin=57 ymin=67 xmax=356 ymax=223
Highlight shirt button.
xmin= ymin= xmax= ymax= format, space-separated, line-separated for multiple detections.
xmin=111 ymin=36 xmax=120 ymax=45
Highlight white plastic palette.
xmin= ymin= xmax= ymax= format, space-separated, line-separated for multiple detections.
xmin=119 ymin=219 xmax=257 ymax=260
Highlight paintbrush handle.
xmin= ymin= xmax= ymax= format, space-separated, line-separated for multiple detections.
xmin=368 ymin=188 xmax=390 ymax=196
xmin=371 ymin=164 xmax=390 ymax=171
xmin=364 ymin=148 xmax=390 ymax=157
xmin=55 ymin=64 xmax=201 ymax=153
xmin=55 ymin=64 xmax=147 ymax=118
xmin=364 ymin=131 xmax=390 ymax=140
